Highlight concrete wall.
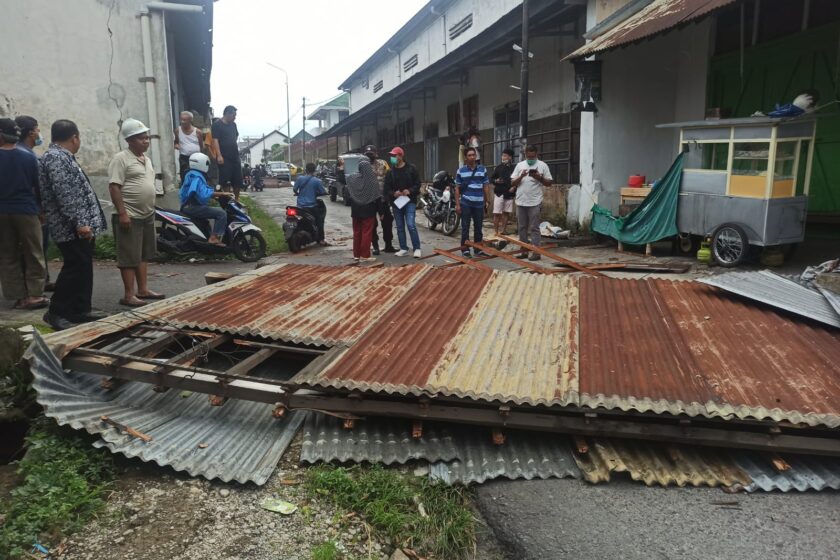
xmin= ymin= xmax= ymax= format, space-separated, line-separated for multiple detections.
xmin=0 ymin=0 xmax=189 ymax=210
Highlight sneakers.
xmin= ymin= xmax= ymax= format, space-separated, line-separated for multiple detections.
xmin=395 ymin=249 xmax=409 ymax=257
xmin=461 ymin=251 xmax=472 ymax=258
xmin=413 ymin=249 xmax=422 ymax=258
xmin=474 ymin=250 xmax=489 ymax=257
xmin=528 ymin=252 xmax=542 ymax=261
xmin=383 ymin=245 xmax=398 ymax=253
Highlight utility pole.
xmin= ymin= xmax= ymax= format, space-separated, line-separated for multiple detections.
xmin=518 ymin=0 xmax=530 ymax=155
xmin=302 ymin=97 xmax=306 ymax=166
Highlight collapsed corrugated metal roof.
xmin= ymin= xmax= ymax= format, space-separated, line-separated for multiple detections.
xmin=42 ymin=263 xmax=432 ymax=356
xmin=580 ymin=277 xmax=840 ymax=427
xmin=28 ymin=333 xmax=304 ymax=486
xmin=699 ymin=270 xmax=840 ymax=329
xmin=292 ymin=270 xmax=579 ymax=406
xmin=564 ymin=0 xmax=734 ymax=60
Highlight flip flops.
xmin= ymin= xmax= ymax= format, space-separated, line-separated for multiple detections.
xmin=137 ymin=293 xmax=166 ymax=300
xmin=14 ymin=297 xmax=50 ymax=310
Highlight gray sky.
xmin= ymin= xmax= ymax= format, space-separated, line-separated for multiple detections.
xmin=210 ymin=0 xmax=428 ymax=138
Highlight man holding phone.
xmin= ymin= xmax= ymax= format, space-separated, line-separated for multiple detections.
xmin=511 ymin=145 xmax=552 ymax=260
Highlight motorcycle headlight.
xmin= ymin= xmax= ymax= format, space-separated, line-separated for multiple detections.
xmin=442 ymin=190 xmax=451 ymax=202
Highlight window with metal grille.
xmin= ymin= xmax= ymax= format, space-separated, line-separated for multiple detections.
xmin=403 ymin=54 xmax=418 ymax=73
xmin=447 ymin=102 xmax=460 ymax=136
xmin=373 ymin=80 xmax=384 ymax=93
xmin=449 ymin=14 xmax=473 ymax=40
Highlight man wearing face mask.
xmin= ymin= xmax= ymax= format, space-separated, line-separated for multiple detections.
xmin=511 ymin=145 xmax=552 ymax=261
xmin=490 ymin=147 xmax=515 ymax=237
xmin=16 ymin=115 xmax=54 ymax=291
xmin=383 ymin=147 xmax=421 ymax=257
xmin=39 ymin=119 xmax=108 ymax=330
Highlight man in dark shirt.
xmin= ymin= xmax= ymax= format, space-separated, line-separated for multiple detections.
xmin=211 ymin=105 xmax=243 ymax=202
xmin=384 ymin=147 xmax=422 ymax=257
xmin=491 ymin=147 xmax=516 ymax=236
xmin=0 ymin=118 xmax=47 ymax=310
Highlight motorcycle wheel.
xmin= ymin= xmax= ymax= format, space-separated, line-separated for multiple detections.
xmin=232 ymin=230 xmax=267 ymax=262
xmin=427 ymin=214 xmax=437 ymax=230
xmin=442 ymin=209 xmax=459 ymax=236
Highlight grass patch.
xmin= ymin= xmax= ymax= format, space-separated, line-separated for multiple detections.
xmin=311 ymin=540 xmax=340 ymax=560
xmin=0 ymin=328 xmax=34 ymax=419
xmin=305 ymin=465 xmax=475 ymax=559
xmin=46 ymin=234 xmax=117 ymax=261
xmin=239 ymin=194 xmax=287 ymax=254
xmin=0 ymin=418 xmax=115 ymax=558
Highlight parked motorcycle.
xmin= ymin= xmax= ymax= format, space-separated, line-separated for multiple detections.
xmin=156 ymin=196 xmax=267 ymax=262
xmin=422 ymin=170 xmax=460 ymax=236
xmin=283 ymin=199 xmax=326 ymax=253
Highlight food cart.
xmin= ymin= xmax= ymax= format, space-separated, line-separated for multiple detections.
xmin=656 ymin=117 xmax=816 ymax=266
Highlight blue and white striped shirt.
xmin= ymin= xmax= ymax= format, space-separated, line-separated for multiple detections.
xmin=455 ymin=164 xmax=488 ymax=208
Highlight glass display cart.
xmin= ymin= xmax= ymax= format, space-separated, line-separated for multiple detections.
xmin=656 ymin=117 xmax=815 ymax=266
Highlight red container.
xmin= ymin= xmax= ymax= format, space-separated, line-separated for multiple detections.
xmin=628 ymin=175 xmax=646 ymax=188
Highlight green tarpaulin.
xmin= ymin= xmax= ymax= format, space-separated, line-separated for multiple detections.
xmin=591 ymin=153 xmax=683 ymax=245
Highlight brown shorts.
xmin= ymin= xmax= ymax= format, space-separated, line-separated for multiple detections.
xmin=113 ymin=214 xmax=156 ymax=267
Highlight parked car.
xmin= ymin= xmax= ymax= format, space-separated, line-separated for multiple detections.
xmin=267 ymin=161 xmax=292 ymax=182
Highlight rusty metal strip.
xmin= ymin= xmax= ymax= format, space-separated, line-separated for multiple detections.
xmin=465 ymin=241 xmax=549 ymax=274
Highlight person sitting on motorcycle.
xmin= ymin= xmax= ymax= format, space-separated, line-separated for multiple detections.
xmin=179 ymin=152 xmax=229 ymax=246
xmin=293 ymin=162 xmax=328 ymax=246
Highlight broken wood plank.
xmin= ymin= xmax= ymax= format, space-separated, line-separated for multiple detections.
xmin=771 ymin=456 xmax=791 ymax=472
xmin=497 ymin=234 xmax=604 ymax=276
xmin=205 ymin=271 xmax=236 ymax=285
xmin=465 ymin=241 xmax=550 ymax=274
xmin=100 ymin=415 xmax=152 ymax=442
xmin=433 ymin=248 xmax=493 ymax=270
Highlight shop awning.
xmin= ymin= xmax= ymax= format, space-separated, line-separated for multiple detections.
xmin=564 ymin=0 xmax=735 ymax=60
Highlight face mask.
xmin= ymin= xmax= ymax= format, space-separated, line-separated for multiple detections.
xmin=34 ymin=135 xmax=43 ymax=147
xmin=526 ymin=159 xmax=536 ymax=166
xmin=389 ymin=156 xmax=397 ymax=166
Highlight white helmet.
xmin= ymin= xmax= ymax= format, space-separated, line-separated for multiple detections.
xmin=120 ymin=118 xmax=150 ymax=140
xmin=189 ymin=152 xmax=211 ymax=173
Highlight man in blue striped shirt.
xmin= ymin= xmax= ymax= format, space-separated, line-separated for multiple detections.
xmin=455 ymin=147 xmax=490 ymax=257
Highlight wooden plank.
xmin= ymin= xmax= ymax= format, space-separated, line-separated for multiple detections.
xmin=205 ymin=271 xmax=236 ymax=285
xmin=210 ymin=347 xmax=278 ymax=406
xmin=100 ymin=415 xmax=152 ymax=442
xmin=465 ymin=241 xmax=549 ymax=274
xmin=497 ymin=234 xmax=605 ymax=277
xmin=433 ymin=249 xmax=493 ymax=270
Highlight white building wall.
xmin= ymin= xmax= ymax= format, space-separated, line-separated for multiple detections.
xmin=348 ymin=0 xmax=522 ymax=113
xmin=0 ymin=0 xmax=189 ymax=207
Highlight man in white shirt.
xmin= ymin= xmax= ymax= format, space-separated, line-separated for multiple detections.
xmin=511 ymin=145 xmax=552 ymax=261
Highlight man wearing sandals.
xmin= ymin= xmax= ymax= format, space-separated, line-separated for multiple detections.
xmin=0 ymin=118 xmax=48 ymax=311
xmin=40 ymin=119 xmax=108 ymax=330
xmin=108 ymin=118 xmax=165 ymax=308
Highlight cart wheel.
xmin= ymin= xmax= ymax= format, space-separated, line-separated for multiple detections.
xmin=711 ymin=223 xmax=749 ymax=267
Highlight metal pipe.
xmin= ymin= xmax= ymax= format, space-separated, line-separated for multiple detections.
xmin=139 ymin=11 xmax=163 ymax=185
xmin=146 ymin=2 xmax=204 ymax=13
xmin=519 ymin=0 xmax=530 ymax=153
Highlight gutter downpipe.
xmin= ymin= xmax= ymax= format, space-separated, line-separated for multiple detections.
xmin=139 ymin=2 xmax=203 ymax=192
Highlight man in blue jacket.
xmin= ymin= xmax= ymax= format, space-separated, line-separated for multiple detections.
xmin=179 ymin=152 xmax=228 ymax=245
xmin=293 ymin=162 xmax=328 ymax=246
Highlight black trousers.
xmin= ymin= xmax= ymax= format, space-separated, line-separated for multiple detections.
xmin=371 ymin=199 xmax=394 ymax=248
xmin=49 ymin=238 xmax=94 ymax=321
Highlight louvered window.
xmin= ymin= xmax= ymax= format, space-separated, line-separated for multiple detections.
xmin=373 ymin=80 xmax=384 ymax=93
xmin=403 ymin=54 xmax=418 ymax=73
xmin=449 ymin=14 xmax=473 ymax=40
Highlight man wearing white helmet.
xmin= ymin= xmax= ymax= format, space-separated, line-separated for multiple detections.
xmin=179 ymin=152 xmax=228 ymax=245
xmin=107 ymin=118 xmax=164 ymax=307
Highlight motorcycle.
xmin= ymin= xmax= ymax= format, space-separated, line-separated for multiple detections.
xmin=251 ymin=169 xmax=265 ymax=192
xmin=156 ymin=196 xmax=267 ymax=262
xmin=422 ymin=170 xmax=460 ymax=236
xmin=283 ymin=199 xmax=326 ymax=253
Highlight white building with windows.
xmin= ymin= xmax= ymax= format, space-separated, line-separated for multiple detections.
xmin=239 ymin=129 xmax=290 ymax=166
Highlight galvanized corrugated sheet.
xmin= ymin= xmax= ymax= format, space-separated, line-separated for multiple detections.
xmin=429 ymin=432 xmax=581 ymax=485
xmin=293 ymin=271 xmax=579 ymax=406
xmin=818 ymin=287 xmax=840 ymax=319
xmin=580 ymin=277 xmax=840 ymax=427
xmin=575 ymin=439 xmax=751 ymax=488
xmin=699 ymin=270 xmax=840 ymax=329
xmin=28 ymin=332 xmax=303 ymax=485
xmin=565 ymin=0 xmax=734 ymax=60
xmin=733 ymin=452 xmax=840 ymax=492
xmin=301 ymin=413 xmax=461 ymax=464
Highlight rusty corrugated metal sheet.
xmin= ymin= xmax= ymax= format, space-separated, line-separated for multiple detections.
xmin=579 ymin=277 xmax=840 ymax=427
xmin=575 ymin=439 xmax=751 ymax=487
xmin=293 ymin=271 xmax=579 ymax=406
xmin=155 ymin=263 xmax=431 ymax=346
xmin=565 ymin=0 xmax=734 ymax=60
